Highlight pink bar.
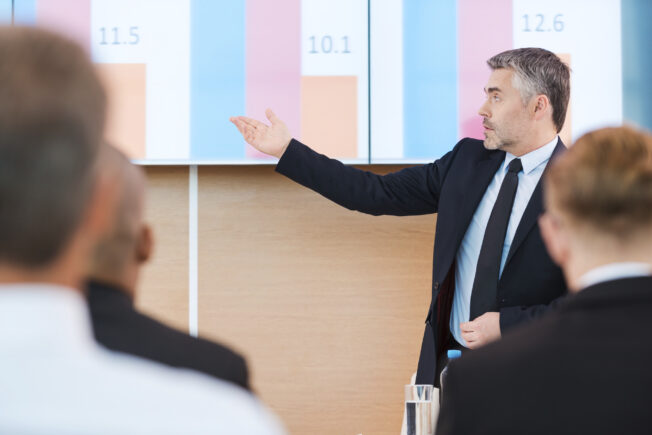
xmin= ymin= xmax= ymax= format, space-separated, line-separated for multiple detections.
xmin=37 ymin=0 xmax=90 ymax=53
xmin=245 ymin=0 xmax=301 ymax=158
xmin=458 ymin=0 xmax=512 ymax=139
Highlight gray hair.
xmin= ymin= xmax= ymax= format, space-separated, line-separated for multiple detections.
xmin=0 ymin=27 xmax=106 ymax=267
xmin=488 ymin=47 xmax=570 ymax=133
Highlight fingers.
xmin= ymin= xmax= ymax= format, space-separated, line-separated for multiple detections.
xmin=460 ymin=321 xmax=475 ymax=333
xmin=461 ymin=331 xmax=478 ymax=347
xmin=230 ymin=118 xmax=247 ymax=136
xmin=231 ymin=116 xmax=267 ymax=131
xmin=461 ymin=320 xmax=483 ymax=348
xmin=230 ymin=117 xmax=265 ymax=142
xmin=231 ymin=110 xmax=282 ymax=134
xmin=244 ymin=128 xmax=257 ymax=144
xmin=465 ymin=339 xmax=481 ymax=350
xmin=230 ymin=118 xmax=258 ymax=144
xmin=462 ymin=330 xmax=482 ymax=347
xmin=461 ymin=331 xmax=472 ymax=342
xmin=265 ymin=108 xmax=281 ymax=125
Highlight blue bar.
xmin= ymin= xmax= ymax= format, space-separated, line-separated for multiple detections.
xmin=622 ymin=0 xmax=652 ymax=132
xmin=13 ymin=0 xmax=36 ymax=25
xmin=190 ymin=0 xmax=246 ymax=160
xmin=403 ymin=0 xmax=458 ymax=159
xmin=0 ymin=0 xmax=12 ymax=24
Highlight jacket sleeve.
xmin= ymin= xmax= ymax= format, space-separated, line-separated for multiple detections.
xmin=275 ymin=139 xmax=462 ymax=216
xmin=499 ymin=295 xmax=567 ymax=332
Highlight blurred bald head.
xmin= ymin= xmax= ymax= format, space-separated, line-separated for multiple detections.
xmin=89 ymin=145 xmax=152 ymax=298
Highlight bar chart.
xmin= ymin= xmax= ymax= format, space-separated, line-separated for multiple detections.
xmin=12 ymin=0 xmax=369 ymax=163
xmin=9 ymin=0 xmax=629 ymax=164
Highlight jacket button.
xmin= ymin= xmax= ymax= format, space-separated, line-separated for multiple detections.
xmin=434 ymin=282 xmax=440 ymax=290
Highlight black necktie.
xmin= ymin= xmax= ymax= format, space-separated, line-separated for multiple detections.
xmin=469 ymin=158 xmax=523 ymax=320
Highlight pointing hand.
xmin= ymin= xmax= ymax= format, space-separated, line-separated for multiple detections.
xmin=230 ymin=109 xmax=292 ymax=159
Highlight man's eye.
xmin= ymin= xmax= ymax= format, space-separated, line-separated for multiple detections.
xmin=493 ymin=95 xmax=500 ymax=102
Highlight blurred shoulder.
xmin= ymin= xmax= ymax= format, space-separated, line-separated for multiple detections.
xmin=100 ymin=349 xmax=286 ymax=434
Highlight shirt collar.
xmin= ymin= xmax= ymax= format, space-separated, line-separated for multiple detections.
xmin=578 ymin=262 xmax=652 ymax=290
xmin=504 ymin=136 xmax=559 ymax=175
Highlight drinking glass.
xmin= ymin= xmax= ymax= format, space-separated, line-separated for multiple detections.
xmin=404 ymin=384 xmax=435 ymax=435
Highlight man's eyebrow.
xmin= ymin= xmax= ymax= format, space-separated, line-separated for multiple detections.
xmin=484 ymin=86 xmax=502 ymax=94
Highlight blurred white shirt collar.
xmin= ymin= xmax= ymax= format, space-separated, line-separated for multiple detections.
xmin=578 ymin=262 xmax=652 ymax=290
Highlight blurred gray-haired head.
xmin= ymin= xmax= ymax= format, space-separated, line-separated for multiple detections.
xmin=0 ymin=26 xmax=107 ymax=268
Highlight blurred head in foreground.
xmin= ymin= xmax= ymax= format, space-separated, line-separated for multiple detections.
xmin=540 ymin=126 xmax=652 ymax=291
xmin=0 ymin=26 xmax=114 ymax=288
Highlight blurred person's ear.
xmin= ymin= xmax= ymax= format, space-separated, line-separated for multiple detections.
xmin=539 ymin=212 xmax=569 ymax=268
xmin=136 ymin=223 xmax=153 ymax=265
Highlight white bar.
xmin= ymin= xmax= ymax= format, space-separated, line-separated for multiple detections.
xmin=301 ymin=0 xmax=369 ymax=159
xmin=370 ymin=0 xmax=404 ymax=160
xmin=91 ymin=0 xmax=191 ymax=160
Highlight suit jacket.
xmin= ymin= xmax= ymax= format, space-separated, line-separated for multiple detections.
xmin=276 ymin=138 xmax=568 ymax=385
xmin=436 ymin=276 xmax=652 ymax=435
xmin=87 ymin=280 xmax=250 ymax=390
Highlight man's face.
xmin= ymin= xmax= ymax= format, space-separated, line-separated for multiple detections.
xmin=478 ymin=68 xmax=531 ymax=152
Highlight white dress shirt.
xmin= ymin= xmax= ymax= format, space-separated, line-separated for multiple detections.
xmin=577 ymin=262 xmax=652 ymax=289
xmin=450 ymin=137 xmax=559 ymax=346
xmin=0 ymin=284 xmax=286 ymax=435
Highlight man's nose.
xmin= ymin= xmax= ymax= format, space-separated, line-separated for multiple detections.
xmin=478 ymin=101 xmax=490 ymax=118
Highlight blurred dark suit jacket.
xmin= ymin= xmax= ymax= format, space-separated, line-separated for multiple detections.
xmin=87 ymin=280 xmax=249 ymax=390
xmin=436 ymin=276 xmax=652 ymax=435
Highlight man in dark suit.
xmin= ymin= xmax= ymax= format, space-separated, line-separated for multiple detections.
xmin=231 ymin=48 xmax=570 ymax=386
xmin=87 ymin=146 xmax=250 ymax=390
xmin=436 ymin=126 xmax=652 ymax=434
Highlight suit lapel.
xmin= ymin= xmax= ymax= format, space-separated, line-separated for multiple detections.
xmin=504 ymin=139 xmax=567 ymax=267
xmin=452 ymin=150 xmax=505 ymax=255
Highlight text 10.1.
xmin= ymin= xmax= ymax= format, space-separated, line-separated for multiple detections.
xmin=308 ymin=35 xmax=351 ymax=54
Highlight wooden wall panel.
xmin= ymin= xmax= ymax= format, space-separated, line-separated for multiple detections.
xmin=137 ymin=166 xmax=189 ymax=333
xmin=197 ymin=165 xmax=435 ymax=435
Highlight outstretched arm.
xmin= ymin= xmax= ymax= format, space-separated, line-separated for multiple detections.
xmin=230 ymin=109 xmax=463 ymax=216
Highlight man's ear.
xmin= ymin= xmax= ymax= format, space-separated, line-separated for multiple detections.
xmin=539 ymin=212 xmax=568 ymax=267
xmin=531 ymin=94 xmax=550 ymax=120
xmin=135 ymin=223 xmax=153 ymax=265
